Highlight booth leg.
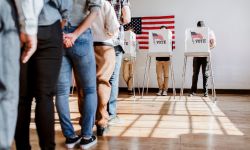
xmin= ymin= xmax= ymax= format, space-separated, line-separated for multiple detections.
xmin=180 ymin=56 xmax=188 ymax=98
xmin=208 ymin=55 xmax=217 ymax=102
xmin=146 ymin=57 xmax=152 ymax=95
xmin=170 ymin=56 xmax=176 ymax=99
xmin=132 ymin=58 xmax=136 ymax=101
xmin=141 ymin=56 xmax=149 ymax=98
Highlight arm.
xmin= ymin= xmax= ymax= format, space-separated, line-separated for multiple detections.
xmin=64 ymin=11 xmax=99 ymax=48
xmin=105 ymin=1 xmax=120 ymax=36
xmin=53 ymin=0 xmax=72 ymax=28
xmin=121 ymin=5 xmax=131 ymax=25
xmin=209 ymin=31 xmax=216 ymax=49
xmin=64 ymin=0 xmax=101 ymax=48
xmin=15 ymin=0 xmax=43 ymax=35
xmin=15 ymin=0 xmax=43 ymax=63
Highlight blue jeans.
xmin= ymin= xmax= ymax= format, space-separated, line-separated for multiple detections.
xmin=0 ymin=1 xmax=20 ymax=149
xmin=56 ymin=27 xmax=97 ymax=138
xmin=108 ymin=46 xmax=123 ymax=118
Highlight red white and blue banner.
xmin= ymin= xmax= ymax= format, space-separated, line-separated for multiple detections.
xmin=124 ymin=15 xmax=175 ymax=50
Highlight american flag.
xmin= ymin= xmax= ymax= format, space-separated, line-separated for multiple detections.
xmin=152 ymin=33 xmax=164 ymax=41
xmin=124 ymin=15 xmax=175 ymax=50
xmin=191 ymin=31 xmax=203 ymax=39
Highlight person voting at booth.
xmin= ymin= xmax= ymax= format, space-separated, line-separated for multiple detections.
xmin=189 ymin=21 xmax=216 ymax=97
xmin=156 ymin=26 xmax=173 ymax=96
xmin=122 ymin=28 xmax=137 ymax=95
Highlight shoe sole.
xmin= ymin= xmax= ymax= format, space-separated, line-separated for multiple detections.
xmin=66 ymin=138 xmax=81 ymax=149
xmin=108 ymin=121 xmax=122 ymax=125
xmin=80 ymin=138 xmax=97 ymax=150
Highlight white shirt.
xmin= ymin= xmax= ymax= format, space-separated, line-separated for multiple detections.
xmin=91 ymin=0 xmax=120 ymax=45
xmin=15 ymin=0 xmax=43 ymax=35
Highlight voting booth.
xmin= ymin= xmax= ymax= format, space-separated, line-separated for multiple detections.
xmin=185 ymin=27 xmax=210 ymax=54
xmin=141 ymin=29 xmax=176 ymax=98
xmin=148 ymin=29 xmax=172 ymax=55
xmin=124 ymin=31 xmax=137 ymax=57
xmin=180 ymin=27 xmax=216 ymax=101
xmin=123 ymin=31 xmax=140 ymax=98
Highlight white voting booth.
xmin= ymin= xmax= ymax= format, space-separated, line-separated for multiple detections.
xmin=180 ymin=27 xmax=216 ymax=101
xmin=142 ymin=29 xmax=176 ymax=98
xmin=123 ymin=31 xmax=140 ymax=98
xmin=185 ymin=27 xmax=210 ymax=54
xmin=124 ymin=31 xmax=137 ymax=57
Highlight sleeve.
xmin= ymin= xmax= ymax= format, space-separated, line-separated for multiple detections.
xmin=53 ymin=0 xmax=73 ymax=20
xmin=15 ymin=0 xmax=43 ymax=35
xmin=105 ymin=1 xmax=120 ymax=35
xmin=168 ymin=29 xmax=173 ymax=40
xmin=122 ymin=0 xmax=130 ymax=7
xmin=88 ymin=0 xmax=102 ymax=13
xmin=209 ymin=30 xmax=216 ymax=41
xmin=209 ymin=30 xmax=216 ymax=48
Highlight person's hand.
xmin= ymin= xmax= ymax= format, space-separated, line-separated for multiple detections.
xmin=63 ymin=37 xmax=74 ymax=48
xmin=20 ymin=32 xmax=38 ymax=63
xmin=209 ymin=39 xmax=216 ymax=49
xmin=61 ymin=19 xmax=67 ymax=29
xmin=63 ymin=33 xmax=78 ymax=48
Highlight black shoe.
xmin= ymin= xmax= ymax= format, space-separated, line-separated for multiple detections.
xmin=203 ymin=93 xmax=208 ymax=97
xmin=128 ymin=90 xmax=133 ymax=95
xmin=97 ymin=126 xmax=106 ymax=136
xmin=189 ymin=92 xmax=196 ymax=97
xmin=80 ymin=135 xmax=97 ymax=150
xmin=65 ymin=135 xmax=81 ymax=149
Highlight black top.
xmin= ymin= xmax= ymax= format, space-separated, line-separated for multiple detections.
xmin=156 ymin=57 xmax=170 ymax=61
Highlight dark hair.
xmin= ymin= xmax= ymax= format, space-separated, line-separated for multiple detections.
xmin=160 ymin=26 xmax=167 ymax=29
xmin=127 ymin=26 xmax=134 ymax=31
xmin=197 ymin=21 xmax=205 ymax=27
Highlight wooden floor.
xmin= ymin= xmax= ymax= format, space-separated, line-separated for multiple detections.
xmin=12 ymin=93 xmax=250 ymax=150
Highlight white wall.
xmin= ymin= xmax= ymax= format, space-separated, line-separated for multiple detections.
xmin=119 ymin=0 xmax=250 ymax=89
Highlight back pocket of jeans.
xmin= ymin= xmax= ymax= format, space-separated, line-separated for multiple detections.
xmin=72 ymin=37 xmax=90 ymax=56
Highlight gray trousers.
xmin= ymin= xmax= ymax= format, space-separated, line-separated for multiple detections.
xmin=0 ymin=0 xmax=20 ymax=149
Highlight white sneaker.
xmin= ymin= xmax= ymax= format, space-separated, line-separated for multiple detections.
xmin=108 ymin=116 xmax=124 ymax=125
xmin=156 ymin=90 xmax=163 ymax=96
xmin=162 ymin=90 xmax=168 ymax=96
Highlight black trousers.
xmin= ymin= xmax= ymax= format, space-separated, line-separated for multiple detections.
xmin=190 ymin=57 xmax=209 ymax=94
xmin=15 ymin=20 xmax=63 ymax=150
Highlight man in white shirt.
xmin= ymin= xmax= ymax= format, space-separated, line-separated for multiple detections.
xmin=0 ymin=0 xmax=42 ymax=149
xmin=91 ymin=0 xmax=120 ymax=136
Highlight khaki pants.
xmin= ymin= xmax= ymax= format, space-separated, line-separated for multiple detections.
xmin=156 ymin=61 xmax=170 ymax=91
xmin=95 ymin=45 xmax=116 ymax=127
xmin=122 ymin=59 xmax=134 ymax=91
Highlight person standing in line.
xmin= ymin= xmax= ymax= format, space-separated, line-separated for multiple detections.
xmin=15 ymin=0 xmax=71 ymax=150
xmin=189 ymin=20 xmax=216 ymax=97
xmin=55 ymin=0 xmax=101 ymax=149
xmin=122 ymin=28 xmax=137 ymax=95
xmin=106 ymin=0 xmax=131 ymax=126
xmin=155 ymin=26 xmax=173 ymax=96
xmin=0 ymin=0 xmax=43 ymax=149
xmin=91 ymin=0 xmax=120 ymax=136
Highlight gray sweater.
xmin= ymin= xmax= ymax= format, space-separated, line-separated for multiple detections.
xmin=38 ymin=0 xmax=72 ymax=26
xmin=69 ymin=0 xmax=101 ymax=26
